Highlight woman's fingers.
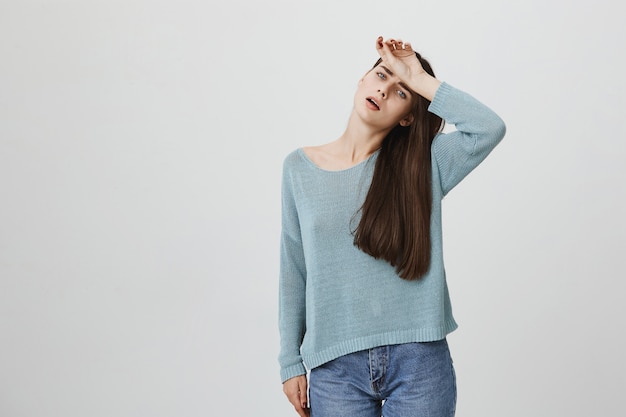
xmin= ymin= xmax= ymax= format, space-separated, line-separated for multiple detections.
xmin=388 ymin=38 xmax=412 ymax=52
xmin=283 ymin=375 xmax=310 ymax=417
xmin=376 ymin=36 xmax=395 ymax=58
xmin=377 ymin=36 xmax=416 ymax=61
xmin=298 ymin=377 xmax=309 ymax=409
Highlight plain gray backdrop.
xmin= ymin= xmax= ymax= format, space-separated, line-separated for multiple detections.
xmin=1 ymin=0 xmax=624 ymax=416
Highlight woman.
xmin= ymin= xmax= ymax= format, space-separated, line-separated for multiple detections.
xmin=278 ymin=36 xmax=506 ymax=417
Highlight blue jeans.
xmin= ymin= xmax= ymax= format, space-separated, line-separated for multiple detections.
xmin=309 ymin=340 xmax=456 ymax=417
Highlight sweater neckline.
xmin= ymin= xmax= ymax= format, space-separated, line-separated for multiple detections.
xmin=297 ymin=148 xmax=379 ymax=173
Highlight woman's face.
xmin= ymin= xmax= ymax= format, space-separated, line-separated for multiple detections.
xmin=354 ymin=64 xmax=414 ymax=129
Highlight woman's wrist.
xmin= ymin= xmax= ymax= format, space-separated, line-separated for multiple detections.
xmin=408 ymin=72 xmax=441 ymax=102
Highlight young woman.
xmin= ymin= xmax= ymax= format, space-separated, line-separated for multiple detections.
xmin=278 ymin=36 xmax=506 ymax=417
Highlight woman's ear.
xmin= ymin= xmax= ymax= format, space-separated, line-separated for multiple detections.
xmin=399 ymin=113 xmax=414 ymax=127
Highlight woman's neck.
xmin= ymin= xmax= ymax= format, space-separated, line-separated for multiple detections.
xmin=334 ymin=113 xmax=391 ymax=163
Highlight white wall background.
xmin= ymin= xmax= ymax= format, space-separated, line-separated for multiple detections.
xmin=1 ymin=0 xmax=624 ymax=416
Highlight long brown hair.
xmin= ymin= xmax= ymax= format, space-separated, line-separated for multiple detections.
xmin=353 ymin=53 xmax=444 ymax=280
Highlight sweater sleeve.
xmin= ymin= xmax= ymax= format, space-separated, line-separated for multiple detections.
xmin=428 ymin=82 xmax=506 ymax=196
xmin=278 ymin=155 xmax=308 ymax=382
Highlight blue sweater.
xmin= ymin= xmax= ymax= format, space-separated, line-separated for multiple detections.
xmin=278 ymin=82 xmax=506 ymax=383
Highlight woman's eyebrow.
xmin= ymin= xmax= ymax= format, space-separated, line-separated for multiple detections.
xmin=380 ymin=65 xmax=394 ymax=76
xmin=398 ymin=81 xmax=412 ymax=94
xmin=380 ymin=65 xmax=412 ymax=94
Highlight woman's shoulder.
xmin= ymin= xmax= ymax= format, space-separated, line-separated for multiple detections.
xmin=282 ymin=148 xmax=309 ymax=175
xmin=283 ymin=147 xmax=304 ymax=166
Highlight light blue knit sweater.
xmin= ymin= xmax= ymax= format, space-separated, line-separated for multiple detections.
xmin=278 ymin=82 xmax=506 ymax=382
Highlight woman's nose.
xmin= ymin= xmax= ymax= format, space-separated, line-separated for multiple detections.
xmin=378 ymin=89 xmax=386 ymax=98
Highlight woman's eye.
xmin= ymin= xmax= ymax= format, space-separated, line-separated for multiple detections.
xmin=397 ymin=90 xmax=406 ymax=98
xmin=377 ymin=72 xmax=385 ymax=79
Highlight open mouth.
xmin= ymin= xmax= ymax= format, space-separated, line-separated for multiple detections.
xmin=366 ymin=97 xmax=380 ymax=110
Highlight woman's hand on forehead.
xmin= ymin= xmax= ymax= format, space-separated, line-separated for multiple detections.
xmin=375 ymin=36 xmax=425 ymax=83
xmin=375 ymin=36 xmax=440 ymax=101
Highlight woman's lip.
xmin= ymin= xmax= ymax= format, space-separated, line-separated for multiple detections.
xmin=366 ymin=97 xmax=380 ymax=110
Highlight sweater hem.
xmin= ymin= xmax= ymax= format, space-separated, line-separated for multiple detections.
xmin=280 ymin=362 xmax=308 ymax=383
xmin=302 ymin=321 xmax=459 ymax=371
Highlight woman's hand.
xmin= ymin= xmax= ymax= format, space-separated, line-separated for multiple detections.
xmin=375 ymin=36 xmax=441 ymax=101
xmin=375 ymin=36 xmax=425 ymax=82
xmin=283 ymin=375 xmax=310 ymax=417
